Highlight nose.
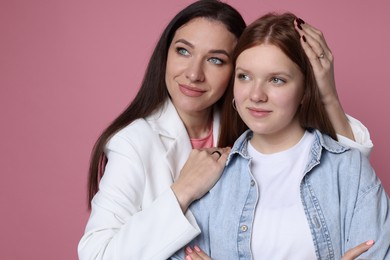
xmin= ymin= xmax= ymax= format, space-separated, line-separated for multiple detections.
xmin=250 ymin=82 xmax=267 ymax=102
xmin=185 ymin=58 xmax=205 ymax=82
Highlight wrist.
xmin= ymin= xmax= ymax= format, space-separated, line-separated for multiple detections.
xmin=322 ymin=92 xmax=340 ymax=109
xmin=322 ymin=97 xmax=355 ymax=141
xmin=171 ymin=183 xmax=193 ymax=213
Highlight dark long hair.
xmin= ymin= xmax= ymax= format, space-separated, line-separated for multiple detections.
xmin=87 ymin=0 xmax=246 ymax=207
xmin=219 ymin=12 xmax=337 ymax=147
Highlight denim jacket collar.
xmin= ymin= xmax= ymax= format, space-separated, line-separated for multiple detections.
xmin=227 ymin=129 xmax=350 ymax=169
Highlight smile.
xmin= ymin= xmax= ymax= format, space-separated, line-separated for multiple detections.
xmin=247 ymin=107 xmax=271 ymax=118
xmin=179 ymin=84 xmax=206 ymax=97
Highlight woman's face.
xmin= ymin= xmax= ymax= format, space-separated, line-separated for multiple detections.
xmin=234 ymin=44 xmax=305 ymax=145
xmin=165 ymin=18 xmax=236 ymax=117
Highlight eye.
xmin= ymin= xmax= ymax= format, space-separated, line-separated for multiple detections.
xmin=208 ymin=57 xmax=224 ymax=65
xmin=236 ymin=73 xmax=250 ymax=81
xmin=271 ymin=77 xmax=286 ymax=85
xmin=176 ymin=47 xmax=190 ymax=56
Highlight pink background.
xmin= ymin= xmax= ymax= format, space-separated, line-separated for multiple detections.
xmin=1 ymin=0 xmax=389 ymax=259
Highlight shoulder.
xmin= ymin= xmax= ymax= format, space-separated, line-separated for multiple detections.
xmin=105 ymin=118 xmax=157 ymax=158
xmin=314 ymin=130 xmax=350 ymax=154
xmin=311 ymin=131 xmax=378 ymax=191
xmin=108 ymin=104 xmax=167 ymax=148
xmin=313 ymin=130 xmax=368 ymax=168
xmin=115 ymin=118 xmax=153 ymax=141
xmin=316 ymin=131 xmax=369 ymax=169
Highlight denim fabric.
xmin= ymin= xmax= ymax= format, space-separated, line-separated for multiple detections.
xmin=171 ymin=129 xmax=390 ymax=260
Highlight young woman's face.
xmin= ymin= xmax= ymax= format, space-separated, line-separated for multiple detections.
xmin=165 ymin=18 xmax=236 ymax=116
xmin=234 ymin=44 xmax=305 ymax=141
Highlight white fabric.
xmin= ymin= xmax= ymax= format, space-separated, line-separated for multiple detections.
xmin=338 ymin=114 xmax=373 ymax=158
xmin=78 ymin=99 xmax=220 ymax=260
xmin=249 ymin=131 xmax=317 ymax=260
xmin=78 ymin=97 xmax=372 ymax=260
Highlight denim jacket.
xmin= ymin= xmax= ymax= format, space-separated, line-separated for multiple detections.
xmin=171 ymin=129 xmax=390 ymax=260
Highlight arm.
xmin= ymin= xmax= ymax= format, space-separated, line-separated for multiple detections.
xmin=337 ymin=115 xmax=373 ymax=158
xmin=346 ymin=155 xmax=390 ymax=258
xmin=78 ymin=135 xmax=200 ymax=260
xmin=182 ymin=242 xmax=375 ymax=260
xmin=172 ymin=147 xmax=230 ymax=213
xmin=294 ymin=19 xmax=373 ymax=157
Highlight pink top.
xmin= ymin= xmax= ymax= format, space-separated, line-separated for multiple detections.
xmin=190 ymin=125 xmax=214 ymax=149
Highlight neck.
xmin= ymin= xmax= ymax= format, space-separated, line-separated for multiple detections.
xmin=250 ymin=122 xmax=305 ymax=154
xmin=179 ymin=108 xmax=213 ymax=139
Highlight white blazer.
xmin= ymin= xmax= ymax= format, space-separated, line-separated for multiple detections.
xmin=78 ymin=99 xmax=373 ymax=260
xmin=78 ymin=99 xmax=221 ymax=259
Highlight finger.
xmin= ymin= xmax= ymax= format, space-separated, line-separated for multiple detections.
xmin=294 ymin=19 xmax=324 ymax=66
xmin=220 ymin=147 xmax=232 ymax=153
xmin=193 ymin=245 xmax=212 ymax=259
xmin=202 ymin=147 xmax=230 ymax=153
xmin=185 ymin=253 xmax=202 ymax=260
xmin=185 ymin=246 xmax=198 ymax=259
xmin=304 ymin=27 xmax=332 ymax=62
xmin=299 ymin=32 xmax=327 ymax=71
xmin=341 ymin=240 xmax=374 ymax=260
xmin=216 ymin=147 xmax=231 ymax=165
xmin=296 ymin=28 xmax=332 ymax=74
xmin=185 ymin=247 xmax=205 ymax=260
xmin=294 ymin=19 xmax=333 ymax=63
xmin=211 ymin=150 xmax=222 ymax=160
xmin=204 ymin=147 xmax=231 ymax=161
xmin=298 ymin=20 xmax=330 ymax=57
xmin=194 ymin=148 xmax=220 ymax=161
xmin=302 ymin=22 xmax=331 ymax=52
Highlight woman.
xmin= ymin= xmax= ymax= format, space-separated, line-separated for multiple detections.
xmin=78 ymin=1 xmax=374 ymax=259
xmin=179 ymin=12 xmax=389 ymax=260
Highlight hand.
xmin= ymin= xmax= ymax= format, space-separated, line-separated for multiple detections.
xmin=294 ymin=18 xmax=355 ymax=140
xmin=185 ymin=246 xmax=211 ymax=260
xmin=183 ymin=241 xmax=374 ymax=260
xmin=184 ymin=240 xmax=374 ymax=260
xmin=341 ymin=240 xmax=375 ymax=260
xmin=171 ymin=147 xmax=230 ymax=213
xmin=294 ymin=18 xmax=337 ymax=106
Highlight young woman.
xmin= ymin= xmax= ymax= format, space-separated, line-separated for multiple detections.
xmin=178 ymin=12 xmax=389 ymax=260
xmin=78 ymin=1 xmax=374 ymax=259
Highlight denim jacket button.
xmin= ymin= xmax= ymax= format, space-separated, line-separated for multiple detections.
xmin=250 ymin=180 xmax=255 ymax=186
xmin=240 ymin=225 xmax=248 ymax=232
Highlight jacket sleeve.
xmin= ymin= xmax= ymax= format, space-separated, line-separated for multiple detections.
xmin=78 ymin=133 xmax=200 ymax=260
xmin=345 ymin=153 xmax=390 ymax=259
xmin=337 ymin=114 xmax=373 ymax=158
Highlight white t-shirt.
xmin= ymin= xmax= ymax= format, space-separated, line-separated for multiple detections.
xmin=249 ymin=131 xmax=317 ymax=260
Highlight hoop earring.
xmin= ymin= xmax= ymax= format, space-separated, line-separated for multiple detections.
xmin=232 ymin=98 xmax=237 ymax=111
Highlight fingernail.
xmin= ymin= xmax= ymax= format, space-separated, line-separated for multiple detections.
xmin=186 ymin=256 xmax=192 ymax=260
xmin=194 ymin=245 xmax=201 ymax=252
xmin=302 ymin=35 xmax=307 ymax=42
xmin=295 ymin=18 xmax=303 ymax=30
xmin=186 ymin=246 xmax=193 ymax=253
xmin=298 ymin=18 xmax=305 ymax=24
xmin=366 ymin=240 xmax=375 ymax=246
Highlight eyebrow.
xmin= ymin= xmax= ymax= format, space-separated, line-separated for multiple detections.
xmin=235 ymin=66 xmax=293 ymax=79
xmin=235 ymin=67 xmax=249 ymax=73
xmin=174 ymin=39 xmax=231 ymax=58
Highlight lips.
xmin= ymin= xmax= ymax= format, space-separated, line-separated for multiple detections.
xmin=247 ymin=107 xmax=271 ymax=117
xmin=179 ymin=84 xmax=206 ymax=97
